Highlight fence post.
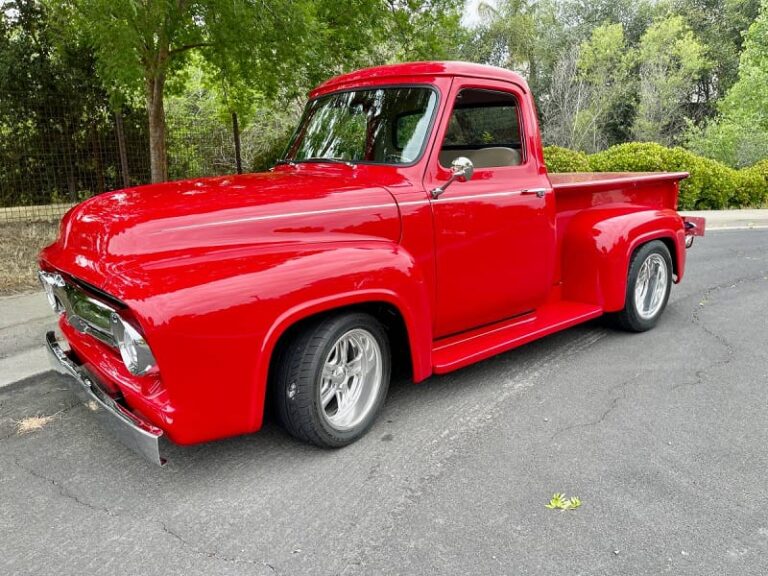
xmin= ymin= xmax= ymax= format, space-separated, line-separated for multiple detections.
xmin=232 ymin=111 xmax=243 ymax=174
xmin=114 ymin=111 xmax=130 ymax=188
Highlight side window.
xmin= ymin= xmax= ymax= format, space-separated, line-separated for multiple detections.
xmin=439 ymin=89 xmax=524 ymax=169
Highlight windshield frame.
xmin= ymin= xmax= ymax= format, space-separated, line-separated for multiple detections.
xmin=283 ymin=83 xmax=441 ymax=169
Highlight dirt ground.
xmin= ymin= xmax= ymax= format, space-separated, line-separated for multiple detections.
xmin=0 ymin=221 xmax=59 ymax=295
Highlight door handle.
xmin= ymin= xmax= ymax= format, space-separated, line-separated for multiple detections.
xmin=520 ymin=188 xmax=548 ymax=198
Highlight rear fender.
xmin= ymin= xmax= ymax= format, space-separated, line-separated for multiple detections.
xmin=561 ymin=208 xmax=686 ymax=312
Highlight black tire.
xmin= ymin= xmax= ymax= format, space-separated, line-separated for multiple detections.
xmin=613 ymin=240 xmax=673 ymax=332
xmin=273 ymin=312 xmax=391 ymax=448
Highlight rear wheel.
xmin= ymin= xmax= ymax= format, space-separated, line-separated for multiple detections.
xmin=613 ymin=240 xmax=673 ymax=332
xmin=273 ymin=312 xmax=391 ymax=447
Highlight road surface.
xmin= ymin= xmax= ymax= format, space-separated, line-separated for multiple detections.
xmin=2 ymin=229 xmax=767 ymax=576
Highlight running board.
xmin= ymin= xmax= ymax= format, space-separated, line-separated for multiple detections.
xmin=431 ymin=301 xmax=603 ymax=374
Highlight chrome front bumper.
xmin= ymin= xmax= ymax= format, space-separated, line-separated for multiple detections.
xmin=45 ymin=331 xmax=166 ymax=465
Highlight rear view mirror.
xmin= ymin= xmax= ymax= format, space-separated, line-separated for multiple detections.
xmin=431 ymin=156 xmax=474 ymax=199
xmin=451 ymin=156 xmax=474 ymax=182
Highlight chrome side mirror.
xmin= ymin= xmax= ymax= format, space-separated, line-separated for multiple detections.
xmin=431 ymin=156 xmax=474 ymax=199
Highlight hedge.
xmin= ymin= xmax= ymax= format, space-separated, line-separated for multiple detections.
xmin=542 ymin=146 xmax=590 ymax=172
xmin=543 ymin=142 xmax=768 ymax=210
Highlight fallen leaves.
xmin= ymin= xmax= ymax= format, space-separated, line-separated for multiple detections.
xmin=15 ymin=414 xmax=56 ymax=435
xmin=545 ymin=493 xmax=582 ymax=511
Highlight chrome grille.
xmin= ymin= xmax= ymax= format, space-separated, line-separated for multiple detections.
xmin=40 ymin=271 xmax=118 ymax=347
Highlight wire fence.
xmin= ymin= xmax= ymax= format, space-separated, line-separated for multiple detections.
xmin=0 ymin=90 xmax=247 ymax=223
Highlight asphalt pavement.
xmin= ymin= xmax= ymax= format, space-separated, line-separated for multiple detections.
xmin=2 ymin=228 xmax=767 ymax=576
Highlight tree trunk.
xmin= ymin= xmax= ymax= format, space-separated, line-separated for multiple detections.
xmin=146 ymin=74 xmax=168 ymax=183
xmin=114 ymin=111 xmax=130 ymax=188
xmin=232 ymin=111 xmax=243 ymax=174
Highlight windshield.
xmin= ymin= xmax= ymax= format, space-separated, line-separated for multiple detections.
xmin=285 ymin=87 xmax=438 ymax=166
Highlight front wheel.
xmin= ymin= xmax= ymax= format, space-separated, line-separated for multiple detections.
xmin=613 ymin=240 xmax=673 ymax=332
xmin=273 ymin=312 xmax=391 ymax=447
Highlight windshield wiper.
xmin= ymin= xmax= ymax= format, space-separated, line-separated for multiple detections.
xmin=274 ymin=158 xmax=297 ymax=167
xmin=294 ymin=157 xmax=356 ymax=168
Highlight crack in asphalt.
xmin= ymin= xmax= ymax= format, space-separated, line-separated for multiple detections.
xmin=159 ymin=522 xmax=277 ymax=572
xmin=671 ymin=272 xmax=765 ymax=391
xmin=13 ymin=455 xmax=278 ymax=573
xmin=548 ymin=272 xmax=766 ymax=439
xmin=550 ymin=373 xmax=642 ymax=440
xmin=13 ymin=456 xmax=119 ymax=517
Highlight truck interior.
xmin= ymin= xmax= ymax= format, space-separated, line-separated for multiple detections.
xmin=438 ymin=88 xmax=523 ymax=169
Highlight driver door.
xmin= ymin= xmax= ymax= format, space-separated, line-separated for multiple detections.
xmin=426 ymin=80 xmax=556 ymax=338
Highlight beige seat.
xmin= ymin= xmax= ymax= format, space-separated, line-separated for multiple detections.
xmin=439 ymin=146 xmax=521 ymax=169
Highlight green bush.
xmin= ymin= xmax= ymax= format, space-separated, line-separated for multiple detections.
xmin=543 ymin=146 xmax=590 ymax=172
xmin=737 ymin=159 xmax=768 ymax=207
xmin=582 ymin=142 xmax=767 ymax=210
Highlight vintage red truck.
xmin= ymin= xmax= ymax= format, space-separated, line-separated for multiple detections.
xmin=39 ymin=62 xmax=705 ymax=464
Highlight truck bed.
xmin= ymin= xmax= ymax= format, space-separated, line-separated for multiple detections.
xmin=549 ymin=171 xmax=689 ymax=192
xmin=549 ymin=171 xmax=689 ymax=215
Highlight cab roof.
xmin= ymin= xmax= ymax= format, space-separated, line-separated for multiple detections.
xmin=311 ymin=61 xmax=529 ymax=98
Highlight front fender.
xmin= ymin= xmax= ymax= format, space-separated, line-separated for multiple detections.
xmin=132 ymin=241 xmax=431 ymax=444
xmin=561 ymin=207 xmax=685 ymax=312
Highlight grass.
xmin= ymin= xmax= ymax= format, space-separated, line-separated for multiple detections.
xmin=0 ymin=220 xmax=59 ymax=295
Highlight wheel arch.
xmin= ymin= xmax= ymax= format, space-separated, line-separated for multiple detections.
xmin=258 ymin=293 xmax=428 ymax=425
xmin=241 ymin=238 xmax=435 ymax=428
xmin=561 ymin=208 xmax=686 ymax=312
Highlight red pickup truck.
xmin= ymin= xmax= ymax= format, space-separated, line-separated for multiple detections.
xmin=39 ymin=62 xmax=704 ymax=464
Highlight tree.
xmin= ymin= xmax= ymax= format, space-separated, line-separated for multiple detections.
xmin=461 ymin=1 xmax=538 ymax=83
xmin=50 ymin=0 xmax=309 ymax=182
xmin=574 ymin=23 xmax=635 ymax=150
xmin=671 ymin=0 xmax=761 ymax=109
xmin=719 ymin=0 xmax=768 ymax=123
xmin=1 ymin=0 xmax=144 ymax=205
xmin=540 ymin=23 xmax=635 ymax=152
xmin=686 ymin=0 xmax=768 ymax=166
xmin=557 ymin=0 xmax=659 ymax=44
xmin=633 ymin=16 xmax=709 ymax=145
xmin=56 ymin=0 xmax=463 ymax=183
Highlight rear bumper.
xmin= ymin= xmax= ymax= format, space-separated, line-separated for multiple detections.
xmin=45 ymin=331 xmax=166 ymax=465
xmin=683 ymin=216 xmax=705 ymax=248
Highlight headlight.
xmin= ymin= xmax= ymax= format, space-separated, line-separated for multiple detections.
xmin=38 ymin=271 xmax=65 ymax=313
xmin=110 ymin=313 xmax=157 ymax=375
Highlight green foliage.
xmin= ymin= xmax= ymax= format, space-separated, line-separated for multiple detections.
xmin=684 ymin=0 xmax=768 ymax=168
xmin=588 ymin=142 xmax=736 ymax=208
xmin=720 ymin=0 xmax=768 ymax=122
xmin=633 ymin=16 xmax=709 ymax=145
xmin=685 ymin=116 xmax=768 ymax=168
xmin=558 ymin=141 xmax=768 ymax=209
xmin=737 ymin=159 xmax=768 ymax=206
xmin=575 ymin=23 xmax=636 ymax=151
xmin=50 ymin=0 xmax=465 ymax=181
xmin=545 ymin=493 xmax=582 ymax=510
xmin=671 ymin=0 xmax=761 ymax=112
xmin=462 ymin=0 xmax=538 ymax=74
xmin=0 ymin=1 xmax=149 ymax=206
xmin=543 ymin=146 xmax=590 ymax=172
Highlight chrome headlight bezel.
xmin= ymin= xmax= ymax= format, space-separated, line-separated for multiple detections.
xmin=38 ymin=271 xmax=65 ymax=314
xmin=109 ymin=313 xmax=157 ymax=376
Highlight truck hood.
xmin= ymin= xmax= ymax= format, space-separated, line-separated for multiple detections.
xmin=54 ymin=170 xmax=401 ymax=262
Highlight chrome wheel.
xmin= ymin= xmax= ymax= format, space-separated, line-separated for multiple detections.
xmin=634 ymin=253 xmax=669 ymax=320
xmin=319 ymin=328 xmax=383 ymax=431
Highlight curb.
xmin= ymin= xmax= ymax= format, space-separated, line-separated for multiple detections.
xmin=0 ymin=347 xmax=51 ymax=388
xmin=680 ymin=210 xmax=768 ymax=230
xmin=0 ymin=291 xmax=56 ymax=388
